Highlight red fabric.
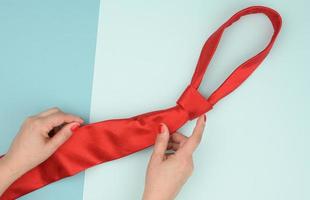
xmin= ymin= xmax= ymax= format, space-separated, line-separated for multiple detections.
xmin=1 ymin=6 xmax=281 ymax=199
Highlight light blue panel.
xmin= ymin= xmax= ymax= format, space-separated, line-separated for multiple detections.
xmin=84 ymin=0 xmax=309 ymax=200
xmin=0 ymin=0 xmax=99 ymax=199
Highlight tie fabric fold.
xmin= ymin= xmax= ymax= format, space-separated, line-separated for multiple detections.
xmin=1 ymin=6 xmax=282 ymax=199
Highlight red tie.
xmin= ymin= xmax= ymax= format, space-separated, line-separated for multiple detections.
xmin=1 ymin=6 xmax=281 ymax=200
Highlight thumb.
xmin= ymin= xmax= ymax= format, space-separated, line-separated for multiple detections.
xmin=151 ymin=123 xmax=169 ymax=162
xmin=48 ymin=122 xmax=80 ymax=150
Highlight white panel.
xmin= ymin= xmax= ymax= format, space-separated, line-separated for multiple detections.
xmin=84 ymin=1 xmax=309 ymax=200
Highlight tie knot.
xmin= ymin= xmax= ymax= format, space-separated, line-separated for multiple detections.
xmin=177 ymin=85 xmax=213 ymax=120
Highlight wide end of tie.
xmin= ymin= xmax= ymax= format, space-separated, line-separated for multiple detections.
xmin=177 ymin=85 xmax=213 ymax=120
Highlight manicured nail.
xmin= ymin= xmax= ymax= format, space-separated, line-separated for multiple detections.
xmin=158 ymin=123 xmax=165 ymax=134
xmin=161 ymin=124 xmax=165 ymax=133
xmin=71 ymin=124 xmax=80 ymax=131
xmin=203 ymin=114 xmax=206 ymax=122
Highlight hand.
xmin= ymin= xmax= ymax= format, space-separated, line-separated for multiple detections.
xmin=0 ymin=108 xmax=83 ymax=195
xmin=143 ymin=115 xmax=206 ymax=200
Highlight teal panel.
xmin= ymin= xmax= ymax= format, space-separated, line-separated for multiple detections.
xmin=0 ymin=0 xmax=100 ymax=199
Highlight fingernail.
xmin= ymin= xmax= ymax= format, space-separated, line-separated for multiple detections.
xmin=158 ymin=124 xmax=165 ymax=134
xmin=203 ymin=114 xmax=206 ymax=122
xmin=71 ymin=124 xmax=80 ymax=131
xmin=161 ymin=124 xmax=165 ymax=133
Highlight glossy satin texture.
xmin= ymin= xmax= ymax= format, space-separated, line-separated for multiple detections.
xmin=1 ymin=6 xmax=282 ymax=199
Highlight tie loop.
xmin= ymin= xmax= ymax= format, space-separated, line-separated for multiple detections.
xmin=177 ymin=85 xmax=213 ymax=120
xmin=189 ymin=6 xmax=282 ymax=106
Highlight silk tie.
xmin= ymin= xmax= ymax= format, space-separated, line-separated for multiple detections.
xmin=1 ymin=6 xmax=282 ymax=199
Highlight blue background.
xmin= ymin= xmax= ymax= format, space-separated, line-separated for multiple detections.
xmin=0 ymin=0 xmax=309 ymax=199
xmin=0 ymin=0 xmax=99 ymax=199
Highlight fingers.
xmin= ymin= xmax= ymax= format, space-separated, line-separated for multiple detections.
xmin=47 ymin=123 xmax=67 ymax=137
xmin=167 ymin=142 xmax=180 ymax=151
xmin=48 ymin=122 xmax=79 ymax=150
xmin=167 ymin=132 xmax=188 ymax=151
xmin=33 ymin=108 xmax=83 ymax=137
xmin=37 ymin=107 xmax=60 ymax=117
xmin=170 ymin=132 xmax=188 ymax=145
xmin=181 ymin=115 xmax=206 ymax=154
xmin=41 ymin=112 xmax=83 ymax=135
xmin=151 ymin=124 xmax=170 ymax=162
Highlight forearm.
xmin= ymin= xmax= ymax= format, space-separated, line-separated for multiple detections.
xmin=0 ymin=156 xmax=23 ymax=196
xmin=0 ymin=108 xmax=82 ymax=197
xmin=143 ymin=190 xmax=176 ymax=200
xmin=143 ymin=183 xmax=179 ymax=200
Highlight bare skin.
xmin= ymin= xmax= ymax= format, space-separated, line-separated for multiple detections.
xmin=0 ymin=108 xmax=83 ymax=195
xmin=143 ymin=116 xmax=206 ymax=200
xmin=0 ymin=108 xmax=206 ymax=200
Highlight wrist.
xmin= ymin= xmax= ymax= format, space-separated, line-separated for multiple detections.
xmin=142 ymin=188 xmax=175 ymax=200
xmin=0 ymin=154 xmax=25 ymax=182
xmin=0 ymin=155 xmax=21 ymax=195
